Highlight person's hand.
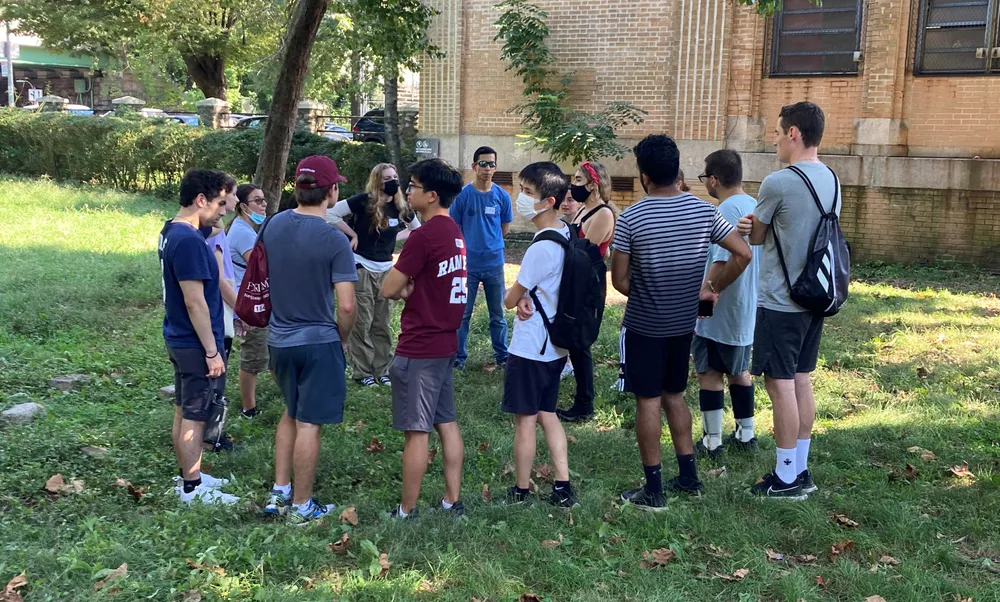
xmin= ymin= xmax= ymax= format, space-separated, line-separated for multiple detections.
xmin=698 ymin=285 xmax=718 ymax=319
xmin=349 ymin=235 xmax=359 ymax=251
xmin=737 ymin=214 xmax=754 ymax=237
xmin=234 ymin=319 xmax=248 ymax=338
xmin=206 ymin=353 xmax=226 ymax=378
xmin=400 ymin=280 xmax=415 ymax=300
xmin=516 ymin=296 xmax=534 ymax=321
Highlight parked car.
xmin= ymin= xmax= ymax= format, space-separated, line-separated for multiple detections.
xmin=234 ymin=115 xmax=268 ymax=130
xmin=235 ymin=115 xmax=353 ymax=142
xmin=352 ymin=108 xmax=386 ymax=143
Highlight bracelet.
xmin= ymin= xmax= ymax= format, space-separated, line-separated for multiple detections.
xmin=706 ymin=280 xmax=718 ymax=294
xmin=205 ymin=351 xmax=219 ymax=359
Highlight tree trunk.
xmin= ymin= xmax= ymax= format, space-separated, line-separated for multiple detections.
xmin=383 ymin=66 xmax=405 ymax=183
xmin=349 ymin=52 xmax=363 ymax=128
xmin=253 ymin=0 xmax=332 ymax=215
xmin=182 ymin=54 xmax=228 ymax=100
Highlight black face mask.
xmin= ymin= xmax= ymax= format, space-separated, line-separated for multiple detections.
xmin=383 ymin=180 xmax=400 ymax=197
xmin=570 ymin=184 xmax=591 ymax=203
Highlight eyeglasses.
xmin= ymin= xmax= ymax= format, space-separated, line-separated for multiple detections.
xmin=406 ymin=183 xmax=425 ymax=192
xmin=698 ymin=174 xmax=712 ymax=183
xmin=477 ymin=161 xmax=497 ymax=168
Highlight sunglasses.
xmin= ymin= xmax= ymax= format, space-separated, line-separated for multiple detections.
xmin=477 ymin=161 xmax=497 ymax=168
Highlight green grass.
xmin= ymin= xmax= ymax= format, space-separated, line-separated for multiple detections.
xmin=1 ymin=176 xmax=999 ymax=602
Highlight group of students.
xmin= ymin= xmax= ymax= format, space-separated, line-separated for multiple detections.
xmin=157 ymin=99 xmax=841 ymax=520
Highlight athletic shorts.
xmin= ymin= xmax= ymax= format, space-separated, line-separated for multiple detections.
xmin=167 ymin=346 xmax=226 ymax=422
xmin=239 ymin=325 xmax=270 ymax=374
xmin=750 ymin=308 xmax=824 ymax=380
xmin=270 ymin=342 xmax=346 ymax=425
xmin=389 ymin=355 xmax=457 ymax=432
xmin=622 ymin=328 xmax=693 ymax=397
xmin=691 ymin=335 xmax=752 ymax=376
xmin=501 ymin=354 xmax=567 ymax=416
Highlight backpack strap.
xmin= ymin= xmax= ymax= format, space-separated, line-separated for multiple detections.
xmin=579 ymin=203 xmax=613 ymax=225
xmin=786 ymin=165 xmax=839 ymax=218
xmin=526 ymin=229 xmax=570 ymax=355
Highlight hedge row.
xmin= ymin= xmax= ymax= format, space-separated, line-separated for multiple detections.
xmin=0 ymin=110 xmax=409 ymax=200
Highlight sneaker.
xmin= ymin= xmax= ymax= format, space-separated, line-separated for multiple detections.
xmin=664 ymin=476 xmax=704 ymax=496
xmin=178 ymin=483 xmax=240 ymax=505
xmin=378 ymin=375 xmax=391 ymax=386
xmin=454 ymin=362 xmax=465 ymax=372
xmin=240 ymin=407 xmax=259 ymax=419
xmin=287 ymin=498 xmax=335 ymax=525
xmin=263 ymin=490 xmax=292 ymax=517
xmin=725 ymin=432 xmax=760 ymax=453
xmin=548 ymin=487 xmax=578 ymax=508
xmin=172 ymin=473 xmax=230 ymax=489
xmin=357 ymin=376 xmax=378 ymax=387
xmin=695 ymin=439 xmax=725 ymax=462
xmin=206 ymin=438 xmax=236 ymax=453
xmin=620 ymin=486 xmax=667 ymax=512
xmin=748 ymin=472 xmax=808 ymax=501
xmin=441 ymin=499 xmax=466 ymax=518
xmin=798 ymin=469 xmax=817 ymax=494
xmin=556 ymin=404 xmax=594 ymax=423
xmin=390 ymin=505 xmax=420 ymax=520
xmin=505 ymin=487 xmax=531 ymax=505
xmin=560 ymin=363 xmax=575 ymax=380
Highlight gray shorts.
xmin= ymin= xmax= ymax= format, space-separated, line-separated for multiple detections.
xmin=692 ymin=335 xmax=752 ymax=376
xmin=167 ymin=346 xmax=226 ymax=422
xmin=389 ymin=354 xmax=457 ymax=432
xmin=750 ymin=308 xmax=824 ymax=380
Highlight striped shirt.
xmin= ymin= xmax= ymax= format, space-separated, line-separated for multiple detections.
xmin=614 ymin=194 xmax=735 ymax=337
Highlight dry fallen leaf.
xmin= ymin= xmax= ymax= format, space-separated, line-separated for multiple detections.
xmin=93 ymin=563 xmax=127 ymax=591
xmin=907 ymin=446 xmax=923 ymax=453
xmin=953 ymin=596 xmax=972 ymax=602
xmin=481 ymin=483 xmax=492 ymax=503
xmin=528 ymin=479 xmax=538 ymax=494
xmin=949 ymin=462 xmax=976 ymax=479
xmin=596 ymin=424 xmax=615 ymax=432
xmin=377 ymin=553 xmax=391 ymax=578
xmin=501 ymin=463 xmax=515 ymax=477
xmin=916 ymin=366 xmax=930 ymax=379
xmin=417 ymin=579 xmax=434 ymax=593
xmin=365 ymin=438 xmax=385 ymax=453
xmin=765 ymin=548 xmax=785 ymax=562
xmin=568 ymin=511 xmax=574 ymax=526
xmin=733 ymin=568 xmax=750 ymax=581
xmin=339 ymin=507 xmax=359 ymax=526
xmin=707 ymin=466 xmax=728 ymax=478
xmin=567 ymin=434 xmax=577 ymax=443
xmin=518 ymin=595 xmax=542 ymax=602
xmin=327 ymin=532 xmax=350 ymax=553
xmin=706 ymin=544 xmax=732 ymax=558
xmin=833 ymin=513 xmax=860 ymax=528
xmin=533 ymin=464 xmax=553 ymax=483
xmin=44 ymin=474 xmax=66 ymax=494
xmin=478 ymin=442 xmax=489 ymax=452
xmin=794 ymin=554 xmax=818 ymax=563
xmin=865 ymin=597 xmax=888 ymax=602
xmin=2 ymin=572 xmax=27 ymax=602
xmin=113 ymin=478 xmax=131 ymax=489
xmin=830 ymin=540 xmax=855 ymax=561
xmin=427 ymin=448 xmax=438 ymax=465
xmin=540 ymin=534 xmax=564 ymax=550
xmin=921 ymin=450 xmax=937 ymax=461
xmin=879 ymin=555 xmax=900 ymax=566
xmin=127 ymin=484 xmax=144 ymax=502
xmin=815 ymin=575 xmax=829 ymax=589
xmin=181 ymin=591 xmax=201 ymax=602
xmin=891 ymin=464 xmax=920 ymax=481
xmin=640 ymin=548 xmax=676 ymax=569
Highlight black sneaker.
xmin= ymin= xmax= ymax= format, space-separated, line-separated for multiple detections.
xmin=206 ymin=438 xmax=236 ymax=453
xmin=378 ymin=375 xmax=391 ymax=386
xmin=548 ymin=486 xmax=578 ymax=508
xmin=556 ymin=405 xmax=594 ymax=423
xmin=357 ymin=376 xmax=378 ymax=387
xmin=695 ymin=439 xmax=725 ymax=462
xmin=240 ymin=407 xmax=259 ymax=419
xmin=505 ymin=487 xmax=531 ymax=505
xmin=441 ymin=499 xmax=466 ymax=518
xmin=798 ymin=469 xmax=817 ymax=494
xmin=748 ymin=472 xmax=807 ymax=501
xmin=453 ymin=362 xmax=465 ymax=372
xmin=664 ymin=476 xmax=704 ymax=496
xmin=390 ymin=505 xmax=420 ymax=519
xmin=620 ymin=486 xmax=667 ymax=512
xmin=725 ymin=432 xmax=760 ymax=453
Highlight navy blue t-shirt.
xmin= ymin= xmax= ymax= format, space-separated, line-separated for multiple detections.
xmin=158 ymin=220 xmax=225 ymax=350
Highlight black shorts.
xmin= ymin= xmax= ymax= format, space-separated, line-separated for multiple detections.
xmin=270 ymin=342 xmax=347 ymax=425
xmin=167 ymin=346 xmax=226 ymax=422
xmin=750 ymin=308 xmax=824 ymax=380
xmin=390 ymin=355 xmax=457 ymax=432
xmin=691 ymin=335 xmax=752 ymax=376
xmin=502 ymin=354 xmax=567 ymax=416
xmin=622 ymin=328 xmax=693 ymax=397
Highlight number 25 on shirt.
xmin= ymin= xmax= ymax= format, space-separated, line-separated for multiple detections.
xmin=450 ymin=277 xmax=468 ymax=304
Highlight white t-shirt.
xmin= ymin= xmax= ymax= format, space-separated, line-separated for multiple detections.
xmin=509 ymin=224 xmax=571 ymax=362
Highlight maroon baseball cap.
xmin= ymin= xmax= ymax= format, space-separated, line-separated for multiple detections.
xmin=295 ymin=155 xmax=347 ymax=188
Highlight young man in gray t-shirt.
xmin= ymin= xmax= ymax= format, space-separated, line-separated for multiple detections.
xmin=738 ymin=101 xmax=840 ymax=501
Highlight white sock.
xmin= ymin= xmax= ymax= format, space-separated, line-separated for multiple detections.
xmin=272 ymin=483 xmax=291 ymax=497
xmin=441 ymin=499 xmax=454 ymax=510
xmin=736 ymin=417 xmax=755 ymax=442
xmin=702 ymin=409 xmax=724 ymax=450
xmin=294 ymin=500 xmax=313 ymax=515
xmin=796 ymin=439 xmax=811 ymax=474
xmin=397 ymin=504 xmax=409 ymax=518
xmin=776 ymin=448 xmax=797 ymax=485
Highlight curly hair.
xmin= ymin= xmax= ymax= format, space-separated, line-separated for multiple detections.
xmin=364 ymin=163 xmax=411 ymax=231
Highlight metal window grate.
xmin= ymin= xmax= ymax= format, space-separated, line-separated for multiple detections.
xmin=493 ymin=171 xmax=514 ymax=186
xmin=771 ymin=0 xmax=864 ymax=76
xmin=916 ymin=0 xmax=1000 ymax=74
xmin=611 ymin=177 xmax=634 ymax=192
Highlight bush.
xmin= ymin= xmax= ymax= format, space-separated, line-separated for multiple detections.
xmin=0 ymin=109 xmax=412 ymax=199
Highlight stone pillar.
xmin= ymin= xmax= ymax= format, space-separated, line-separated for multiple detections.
xmin=723 ymin=5 xmax=767 ymax=152
xmin=196 ymin=98 xmax=231 ymax=129
xmin=111 ymin=95 xmax=145 ymax=116
xmin=296 ymin=100 xmax=326 ymax=134
xmin=38 ymin=95 xmax=68 ymax=112
xmin=853 ymin=0 xmax=909 ymax=156
xmin=725 ymin=116 xmax=767 ymax=153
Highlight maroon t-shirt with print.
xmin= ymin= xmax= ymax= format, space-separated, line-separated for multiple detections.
xmin=393 ymin=214 xmax=468 ymax=359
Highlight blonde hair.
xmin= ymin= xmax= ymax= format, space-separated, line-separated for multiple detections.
xmin=578 ymin=161 xmax=620 ymax=217
xmin=364 ymin=163 xmax=410 ymax=231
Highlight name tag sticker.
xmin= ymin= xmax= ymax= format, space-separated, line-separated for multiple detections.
xmin=388 ymin=218 xmax=400 ymax=227
xmin=485 ymin=206 xmax=497 ymax=215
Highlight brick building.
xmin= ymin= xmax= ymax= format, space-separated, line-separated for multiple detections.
xmin=418 ymin=0 xmax=1000 ymax=266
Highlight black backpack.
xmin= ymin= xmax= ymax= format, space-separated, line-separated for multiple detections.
xmin=528 ymin=229 xmax=608 ymax=353
xmin=773 ymin=165 xmax=851 ymax=317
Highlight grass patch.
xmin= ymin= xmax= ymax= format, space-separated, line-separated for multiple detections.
xmin=1 ymin=176 xmax=999 ymax=601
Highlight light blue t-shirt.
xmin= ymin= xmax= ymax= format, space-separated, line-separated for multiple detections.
xmin=449 ymin=183 xmax=513 ymax=272
xmin=694 ymin=193 xmax=759 ymax=347
xmin=228 ymin=217 xmax=258 ymax=289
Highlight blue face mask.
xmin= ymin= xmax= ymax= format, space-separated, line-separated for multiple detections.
xmin=250 ymin=212 xmax=266 ymax=225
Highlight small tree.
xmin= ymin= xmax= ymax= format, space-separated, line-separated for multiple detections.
xmin=493 ymin=0 xmax=646 ymax=165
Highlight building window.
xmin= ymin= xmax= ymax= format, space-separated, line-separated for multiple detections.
xmin=916 ymin=0 xmax=1000 ymax=75
xmin=771 ymin=0 xmax=864 ymax=76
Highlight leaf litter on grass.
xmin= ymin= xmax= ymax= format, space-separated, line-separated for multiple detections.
xmin=640 ymin=548 xmax=676 ymax=569
xmin=2 ymin=573 xmax=27 ymax=602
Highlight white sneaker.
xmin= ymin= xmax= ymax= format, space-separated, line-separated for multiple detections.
xmin=560 ymin=363 xmax=575 ymax=380
xmin=173 ymin=473 xmax=230 ymax=489
xmin=178 ymin=483 xmax=240 ymax=505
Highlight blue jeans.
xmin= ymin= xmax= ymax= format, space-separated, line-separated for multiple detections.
xmin=457 ymin=267 xmax=509 ymax=364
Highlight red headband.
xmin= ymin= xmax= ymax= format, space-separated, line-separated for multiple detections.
xmin=582 ymin=162 xmax=600 ymax=186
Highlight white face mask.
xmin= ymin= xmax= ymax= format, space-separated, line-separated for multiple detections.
xmin=516 ymin=192 xmax=544 ymax=220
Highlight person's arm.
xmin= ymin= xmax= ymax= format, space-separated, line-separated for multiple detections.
xmin=178 ymin=280 xmax=224 ymax=377
xmin=449 ymin=194 xmax=465 ymax=232
xmin=214 ymin=247 xmax=237 ymax=308
xmin=501 ymin=223 xmax=510 ymax=236
xmin=383 ymin=230 xmax=425 ymax=299
xmin=500 ymin=190 xmax=513 ymax=237
xmin=704 ymin=231 xmax=752 ymax=294
xmin=241 ymin=250 xmax=252 ymax=263
xmin=611 ymin=250 xmax=630 ymax=297
xmin=332 ymin=220 xmax=359 ymax=250
xmin=582 ymin=208 xmax=614 ymax=247
xmin=381 ymin=268 xmax=414 ymax=300
xmin=739 ymin=175 xmax=780 ymax=246
xmin=504 ymin=281 xmax=528 ymax=310
xmin=334 ymin=281 xmax=357 ymax=351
